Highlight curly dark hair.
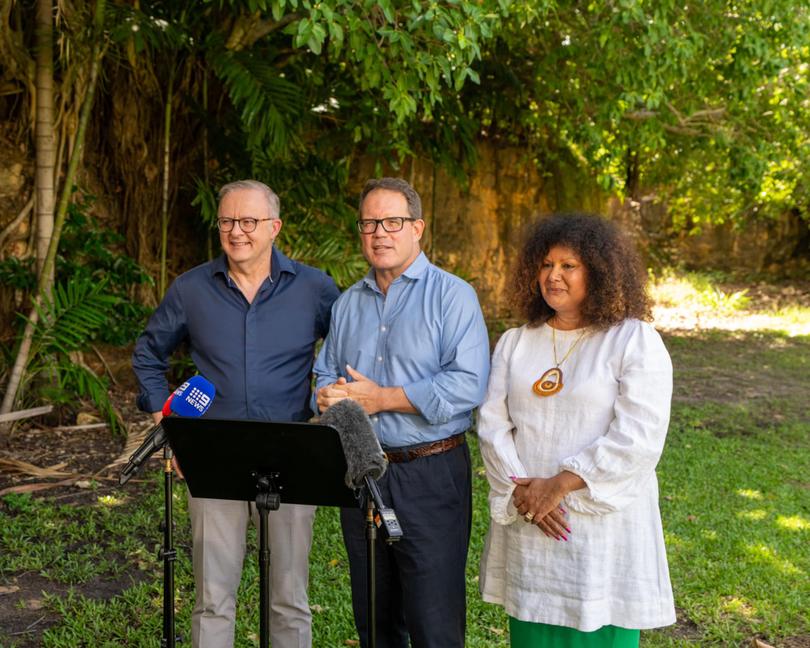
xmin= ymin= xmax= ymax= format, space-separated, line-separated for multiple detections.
xmin=513 ymin=213 xmax=652 ymax=328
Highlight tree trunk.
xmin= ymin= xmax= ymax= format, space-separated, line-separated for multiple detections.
xmin=34 ymin=0 xmax=55 ymax=285
xmin=626 ymin=148 xmax=640 ymax=202
xmin=0 ymin=0 xmax=106 ymax=427
xmin=159 ymin=64 xmax=175 ymax=299
xmin=203 ymin=69 xmax=213 ymax=261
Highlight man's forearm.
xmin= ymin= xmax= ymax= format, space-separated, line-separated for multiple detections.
xmin=377 ymin=386 xmax=418 ymax=415
xmin=323 ymin=368 xmax=419 ymax=416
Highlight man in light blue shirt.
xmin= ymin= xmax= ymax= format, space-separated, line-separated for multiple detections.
xmin=313 ymin=177 xmax=490 ymax=648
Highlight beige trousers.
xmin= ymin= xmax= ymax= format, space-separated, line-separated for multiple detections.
xmin=188 ymin=494 xmax=316 ymax=648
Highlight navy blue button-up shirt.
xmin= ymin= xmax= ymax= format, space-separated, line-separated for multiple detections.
xmin=133 ymin=247 xmax=340 ymax=422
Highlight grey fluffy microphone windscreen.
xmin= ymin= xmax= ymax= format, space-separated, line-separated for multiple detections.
xmin=320 ymin=398 xmax=387 ymax=489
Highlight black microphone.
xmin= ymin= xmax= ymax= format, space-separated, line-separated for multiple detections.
xmin=321 ymin=399 xmax=403 ymax=542
xmin=119 ymin=376 xmax=216 ymax=486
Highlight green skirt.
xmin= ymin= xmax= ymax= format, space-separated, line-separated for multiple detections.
xmin=509 ymin=617 xmax=640 ymax=648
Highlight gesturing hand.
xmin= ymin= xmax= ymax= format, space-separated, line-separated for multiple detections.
xmin=339 ymin=365 xmax=384 ymax=414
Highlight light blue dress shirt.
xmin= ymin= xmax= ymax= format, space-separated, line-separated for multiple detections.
xmin=313 ymin=252 xmax=491 ymax=448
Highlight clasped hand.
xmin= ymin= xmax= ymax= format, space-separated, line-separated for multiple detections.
xmin=316 ymin=365 xmax=382 ymax=414
xmin=511 ymin=475 xmax=572 ymax=541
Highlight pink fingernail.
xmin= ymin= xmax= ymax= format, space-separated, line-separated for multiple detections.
xmin=565 ymin=526 xmax=572 ymax=533
xmin=562 ymin=535 xmax=568 ymax=541
xmin=508 ymin=475 xmax=516 ymax=480
xmin=555 ymin=536 xmax=560 ymax=541
xmin=559 ymin=507 xmax=567 ymax=515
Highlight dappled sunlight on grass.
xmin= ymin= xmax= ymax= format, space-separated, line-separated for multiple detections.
xmin=652 ymin=401 xmax=810 ymax=646
xmin=650 ymin=270 xmax=810 ymax=336
xmin=744 ymin=543 xmax=804 ymax=577
xmin=96 ymin=494 xmax=124 ymax=507
xmin=651 ymin=270 xmax=751 ymax=314
xmin=776 ymin=515 xmax=810 ymax=531
xmin=662 ymin=531 xmax=689 ymax=550
xmin=655 ymin=305 xmax=810 ymax=336
xmin=720 ymin=595 xmax=759 ymax=620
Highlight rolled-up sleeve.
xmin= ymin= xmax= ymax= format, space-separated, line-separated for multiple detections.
xmin=402 ymin=283 xmax=490 ymax=425
xmin=132 ymin=279 xmax=188 ymax=413
xmin=312 ymin=310 xmax=342 ymax=414
xmin=560 ymin=323 xmax=673 ymax=514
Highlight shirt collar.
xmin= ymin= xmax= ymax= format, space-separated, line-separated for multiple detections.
xmin=362 ymin=251 xmax=429 ymax=292
xmin=269 ymin=246 xmax=296 ymax=282
xmin=211 ymin=247 xmax=297 ymax=284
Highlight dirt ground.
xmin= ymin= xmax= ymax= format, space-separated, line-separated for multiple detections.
xmin=0 ymin=378 xmax=154 ymax=646
xmin=1 ymin=282 xmax=809 ymax=646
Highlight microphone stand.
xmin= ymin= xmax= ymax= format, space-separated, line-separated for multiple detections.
xmin=159 ymin=444 xmax=179 ymax=648
xmin=365 ymin=493 xmax=377 ymax=648
xmin=254 ymin=472 xmax=281 ymax=648
xmin=358 ymin=476 xmax=403 ymax=648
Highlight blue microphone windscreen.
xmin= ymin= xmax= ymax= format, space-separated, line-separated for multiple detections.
xmin=170 ymin=375 xmax=216 ymax=418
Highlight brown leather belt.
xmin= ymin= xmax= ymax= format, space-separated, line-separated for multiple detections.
xmin=383 ymin=432 xmax=466 ymax=463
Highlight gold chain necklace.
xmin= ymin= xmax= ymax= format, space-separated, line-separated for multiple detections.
xmin=532 ymin=322 xmax=588 ymax=397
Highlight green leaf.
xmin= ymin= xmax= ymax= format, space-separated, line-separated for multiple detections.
xmin=308 ymin=22 xmax=327 ymax=54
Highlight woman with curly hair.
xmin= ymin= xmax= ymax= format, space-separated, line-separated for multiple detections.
xmin=478 ymin=213 xmax=675 ymax=647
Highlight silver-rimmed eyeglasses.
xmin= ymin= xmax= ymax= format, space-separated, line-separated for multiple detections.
xmin=216 ymin=217 xmax=273 ymax=233
xmin=356 ymin=217 xmax=417 ymax=234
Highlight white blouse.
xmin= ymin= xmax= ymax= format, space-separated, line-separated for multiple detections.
xmin=478 ymin=319 xmax=676 ymax=631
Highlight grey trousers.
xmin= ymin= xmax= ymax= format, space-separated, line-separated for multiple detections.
xmin=188 ymin=494 xmax=316 ymax=648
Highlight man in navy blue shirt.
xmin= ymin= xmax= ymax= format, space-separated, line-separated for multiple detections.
xmin=133 ymin=180 xmax=339 ymax=648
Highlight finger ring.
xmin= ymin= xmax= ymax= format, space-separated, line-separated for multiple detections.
xmin=524 ymin=511 xmax=535 ymax=522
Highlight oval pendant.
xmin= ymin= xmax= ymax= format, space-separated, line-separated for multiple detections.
xmin=532 ymin=367 xmax=563 ymax=397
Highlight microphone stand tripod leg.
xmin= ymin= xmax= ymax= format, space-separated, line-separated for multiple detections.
xmin=254 ymin=474 xmax=280 ymax=648
xmin=366 ymin=495 xmax=376 ymax=648
xmin=160 ymin=447 xmax=178 ymax=648
xmin=258 ymin=505 xmax=270 ymax=648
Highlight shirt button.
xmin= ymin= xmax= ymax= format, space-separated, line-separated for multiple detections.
xmin=380 ymin=326 xmax=387 ymax=331
xmin=377 ymin=356 xmax=383 ymax=362
xmin=372 ymin=416 xmax=378 ymax=423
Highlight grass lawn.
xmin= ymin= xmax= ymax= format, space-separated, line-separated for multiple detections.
xmin=1 ymin=315 xmax=809 ymax=645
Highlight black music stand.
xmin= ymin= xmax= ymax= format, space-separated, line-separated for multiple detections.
xmin=163 ymin=417 xmax=357 ymax=648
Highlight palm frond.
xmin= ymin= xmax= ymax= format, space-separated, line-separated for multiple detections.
xmin=10 ymin=278 xmax=125 ymax=433
xmin=280 ymin=217 xmax=367 ymax=288
xmin=38 ymin=361 xmax=123 ymax=435
xmin=190 ymin=176 xmax=219 ymax=227
xmin=209 ymin=44 xmax=305 ymax=157
xmin=31 ymin=279 xmax=121 ymax=357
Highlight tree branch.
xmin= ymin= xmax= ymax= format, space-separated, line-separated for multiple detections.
xmin=0 ymin=194 xmax=34 ymax=255
xmin=225 ymin=11 xmax=304 ymax=51
xmin=622 ymin=104 xmax=727 ymax=137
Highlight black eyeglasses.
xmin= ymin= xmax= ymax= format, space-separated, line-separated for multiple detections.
xmin=216 ymin=217 xmax=273 ymax=233
xmin=356 ymin=217 xmax=417 ymax=234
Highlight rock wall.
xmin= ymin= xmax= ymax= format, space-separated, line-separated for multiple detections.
xmin=353 ymin=142 xmax=809 ymax=320
xmin=352 ymin=144 xmax=609 ymax=320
